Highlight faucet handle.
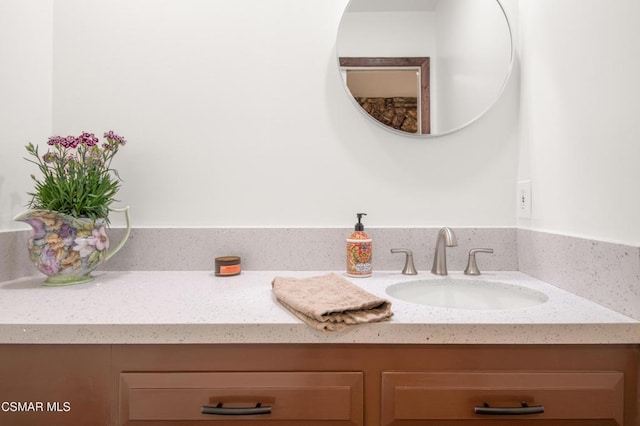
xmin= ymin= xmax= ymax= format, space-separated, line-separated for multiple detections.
xmin=391 ymin=249 xmax=418 ymax=275
xmin=464 ymin=248 xmax=494 ymax=275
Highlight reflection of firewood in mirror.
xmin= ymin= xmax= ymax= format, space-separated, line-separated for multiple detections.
xmin=355 ymin=97 xmax=418 ymax=133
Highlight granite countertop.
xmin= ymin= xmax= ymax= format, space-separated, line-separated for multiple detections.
xmin=0 ymin=270 xmax=638 ymax=344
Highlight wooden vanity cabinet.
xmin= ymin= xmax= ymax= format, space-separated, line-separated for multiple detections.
xmin=112 ymin=344 xmax=640 ymax=426
xmin=1 ymin=344 xmax=638 ymax=425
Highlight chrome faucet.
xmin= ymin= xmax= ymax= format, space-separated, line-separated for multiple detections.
xmin=431 ymin=227 xmax=458 ymax=275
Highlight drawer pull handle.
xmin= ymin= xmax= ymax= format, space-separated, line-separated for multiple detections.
xmin=202 ymin=402 xmax=272 ymax=416
xmin=474 ymin=402 xmax=544 ymax=415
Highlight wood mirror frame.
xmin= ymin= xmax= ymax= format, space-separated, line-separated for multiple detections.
xmin=339 ymin=57 xmax=430 ymax=134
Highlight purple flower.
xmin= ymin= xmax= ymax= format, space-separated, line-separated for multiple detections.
xmin=103 ymin=130 xmax=126 ymax=146
xmin=58 ymin=223 xmax=74 ymax=239
xmin=47 ymin=136 xmax=64 ymax=146
xmin=88 ymin=226 xmax=109 ymax=251
xmin=78 ymin=132 xmax=99 ymax=146
xmin=25 ymin=218 xmax=46 ymax=239
xmin=61 ymin=135 xmax=78 ymax=148
xmin=39 ymin=255 xmax=59 ymax=275
xmin=73 ymin=237 xmax=94 ymax=258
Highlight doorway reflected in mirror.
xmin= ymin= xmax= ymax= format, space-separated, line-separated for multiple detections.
xmin=340 ymin=57 xmax=430 ymax=134
xmin=337 ymin=0 xmax=513 ymax=137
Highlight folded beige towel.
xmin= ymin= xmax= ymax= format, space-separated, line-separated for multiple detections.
xmin=271 ymin=273 xmax=393 ymax=331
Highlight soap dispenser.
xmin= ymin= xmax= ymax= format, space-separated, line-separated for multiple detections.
xmin=346 ymin=213 xmax=372 ymax=277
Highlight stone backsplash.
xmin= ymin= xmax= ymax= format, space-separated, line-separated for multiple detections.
xmin=1 ymin=227 xmax=516 ymax=280
xmin=518 ymin=228 xmax=640 ymax=320
xmin=4 ymin=226 xmax=639 ymax=320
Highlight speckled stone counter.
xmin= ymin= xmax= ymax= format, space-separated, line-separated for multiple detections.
xmin=0 ymin=270 xmax=638 ymax=344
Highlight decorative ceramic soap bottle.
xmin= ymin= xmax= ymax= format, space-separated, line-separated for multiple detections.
xmin=346 ymin=213 xmax=372 ymax=278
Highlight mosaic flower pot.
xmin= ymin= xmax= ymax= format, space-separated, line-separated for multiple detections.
xmin=14 ymin=206 xmax=131 ymax=286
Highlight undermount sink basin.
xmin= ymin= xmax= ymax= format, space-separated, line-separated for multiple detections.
xmin=385 ymin=279 xmax=548 ymax=310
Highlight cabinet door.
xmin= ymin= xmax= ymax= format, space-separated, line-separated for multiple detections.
xmin=381 ymin=371 xmax=624 ymax=425
xmin=119 ymin=371 xmax=363 ymax=425
xmin=0 ymin=345 xmax=110 ymax=426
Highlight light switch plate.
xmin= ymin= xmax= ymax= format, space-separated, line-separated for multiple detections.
xmin=517 ymin=180 xmax=532 ymax=218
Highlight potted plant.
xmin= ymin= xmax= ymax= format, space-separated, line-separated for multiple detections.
xmin=14 ymin=131 xmax=131 ymax=285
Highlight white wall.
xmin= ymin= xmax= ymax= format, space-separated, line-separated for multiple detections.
xmin=1 ymin=0 xmax=519 ymax=229
xmin=337 ymin=11 xmax=436 ymax=57
xmin=0 ymin=0 xmax=53 ymax=228
xmin=436 ymin=0 xmax=512 ymax=132
xmin=518 ymin=0 xmax=640 ymax=245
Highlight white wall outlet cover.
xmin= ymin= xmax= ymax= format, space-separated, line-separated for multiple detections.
xmin=517 ymin=180 xmax=532 ymax=218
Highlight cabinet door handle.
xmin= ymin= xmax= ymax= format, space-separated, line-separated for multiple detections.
xmin=474 ymin=402 xmax=544 ymax=415
xmin=202 ymin=402 xmax=271 ymax=416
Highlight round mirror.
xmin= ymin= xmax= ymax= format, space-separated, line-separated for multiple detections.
xmin=336 ymin=0 xmax=514 ymax=137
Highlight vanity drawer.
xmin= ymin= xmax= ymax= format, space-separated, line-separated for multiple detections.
xmin=119 ymin=371 xmax=363 ymax=425
xmin=381 ymin=371 xmax=624 ymax=425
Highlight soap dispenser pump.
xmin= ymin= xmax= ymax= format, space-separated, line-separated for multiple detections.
xmin=346 ymin=213 xmax=372 ymax=277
